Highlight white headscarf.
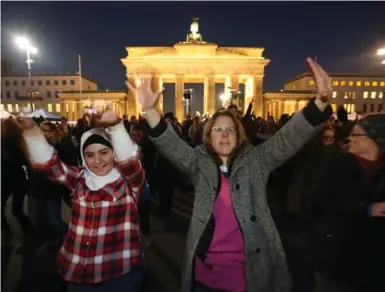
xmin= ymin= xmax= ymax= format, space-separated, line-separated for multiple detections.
xmin=80 ymin=128 xmax=121 ymax=191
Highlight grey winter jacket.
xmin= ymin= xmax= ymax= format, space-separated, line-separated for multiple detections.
xmin=149 ymin=101 xmax=331 ymax=292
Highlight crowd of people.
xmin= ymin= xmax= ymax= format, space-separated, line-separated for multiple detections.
xmin=1 ymin=58 xmax=384 ymax=292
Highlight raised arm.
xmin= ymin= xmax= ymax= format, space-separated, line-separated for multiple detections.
xmin=18 ymin=119 xmax=81 ymax=191
xmin=126 ymin=75 xmax=197 ymax=178
xmin=256 ymin=99 xmax=332 ymax=172
xmin=255 ymin=58 xmax=333 ymax=172
xmin=107 ymin=121 xmax=145 ymax=198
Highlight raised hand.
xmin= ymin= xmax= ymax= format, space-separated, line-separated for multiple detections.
xmin=371 ymin=202 xmax=385 ymax=217
xmin=306 ymin=57 xmax=332 ymax=103
xmin=91 ymin=104 xmax=120 ymax=128
xmin=126 ymin=74 xmax=165 ymax=111
xmin=15 ymin=115 xmax=37 ymax=131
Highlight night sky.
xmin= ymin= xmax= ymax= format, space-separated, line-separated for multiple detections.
xmin=2 ymin=1 xmax=385 ymax=113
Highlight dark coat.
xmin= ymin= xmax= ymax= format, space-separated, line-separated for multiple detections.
xmin=28 ymin=138 xmax=79 ymax=198
xmin=312 ymin=154 xmax=385 ymax=291
xmin=300 ymin=143 xmax=342 ymax=232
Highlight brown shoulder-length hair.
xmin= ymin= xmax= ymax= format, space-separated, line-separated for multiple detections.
xmin=40 ymin=121 xmax=62 ymax=141
xmin=1 ymin=118 xmax=30 ymax=164
xmin=202 ymin=110 xmax=249 ymax=166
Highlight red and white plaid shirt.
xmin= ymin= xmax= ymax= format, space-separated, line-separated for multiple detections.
xmin=35 ymin=152 xmax=145 ymax=284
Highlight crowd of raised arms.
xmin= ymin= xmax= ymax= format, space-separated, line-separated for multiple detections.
xmin=2 ymin=58 xmax=384 ymax=292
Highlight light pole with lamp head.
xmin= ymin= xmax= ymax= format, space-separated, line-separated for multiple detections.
xmin=15 ymin=37 xmax=38 ymax=110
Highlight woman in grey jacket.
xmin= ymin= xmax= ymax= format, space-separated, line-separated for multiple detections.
xmin=127 ymin=58 xmax=333 ymax=292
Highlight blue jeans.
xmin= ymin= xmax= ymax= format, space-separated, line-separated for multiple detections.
xmin=67 ymin=269 xmax=144 ymax=292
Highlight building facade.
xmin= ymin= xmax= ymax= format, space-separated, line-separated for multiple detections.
xmin=121 ymin=18 xmax=269 ymax=121
xmin=284 ymin=73 xmax=385 ymax=114
xmin=0 ymin=73 xmax=97 ymax=115
xmin=263 ymin=90 xmax=314 ymax=119
xmin=58 ymin=90 xmax=127 ymax=121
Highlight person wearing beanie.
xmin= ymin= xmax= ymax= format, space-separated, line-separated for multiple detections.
xmin=16 ymin=106 xmax=145 ymax=292
xmin=312 ymin=113 xmax=385 ymax=292
xmin=356 ymin=113 xmax=385 ymax=158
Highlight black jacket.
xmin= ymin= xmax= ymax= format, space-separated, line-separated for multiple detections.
xmin=28 ymin=138 xmax=79 ymax=198
xmin=312 ymin=154 xmax=385 ymax=291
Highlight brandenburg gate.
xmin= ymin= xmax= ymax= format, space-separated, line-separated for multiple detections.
xmin=121 ymin=18 xmax=270 ymax=122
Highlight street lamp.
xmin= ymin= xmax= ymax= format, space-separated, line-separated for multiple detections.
xmin=15 ymin=36 xmax=38 ymax=110
xmin=377 ymin=47 xmax=385 ymax=65
xmin=15 ymin=37 xmax=38 ymax=78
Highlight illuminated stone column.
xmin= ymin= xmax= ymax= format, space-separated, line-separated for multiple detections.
xmin=267 ymin=102 xmax=272 ymax=118
xmin=67 ymin=102 xmax=74 ymax=121
xmin=245 ymin=76 xmax=263 ymax=117
xmin=245 ymin=77 xmax=254 ymax=114
xmin=72 ymin=102 xmax=77 ymax=121
xmin=298 ymin=100 xmax=307 ymax=111
xmin=204 ymin=75 xmax=215 ymax=114
xmin=66 ymin=102 xmax=71 ymax=121
xmin=254 ymin=77 xmax=264 ymax=117
xmin=293 ymin=101 xmax=298 ymax=114
xmin=124 ymin=96 xmax=128 ymax=117
xmin=270 ymin=103 xmax=274 ymax=118
xmin=61 ymin=101 xmax=67 ymax=119
xmin=265 ymin=101 xmax=270 ymax=119
xmin=282 ymin=101 xmax=288 ymax=115
xmin=278 ymin=101 xmax=284 ymax=118
xmin=272 ymin=102 xmax=277 ymax=119
xmin=175 ymin=75 xmax=184 ymax=122
xmin=269 ymin=102 xmax=273 ymax=118
xmin=126 ymin=74 xmax=138 ymax=118
xmin=76 ymin=101 xmax=83 ymax=120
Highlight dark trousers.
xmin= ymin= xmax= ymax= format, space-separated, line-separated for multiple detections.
xmin=138 ymin=200 xmax=150 ymax=236
xmin=28 ymin=196 xmax=68 ymax=238
xmin=158 ymin=180 xmax=175 ymax=219
xmin=67 ymin=269 xmax=144 ymax=292
xmin=315 ymin=272 xmax=359 ymax=292
xmin=1 ymin=183 xmax=11 ymax=232
xmin=194 ymin=281 xmax=228 ymax=292
xmin=1 ymin=179 xmax=30 ymax=232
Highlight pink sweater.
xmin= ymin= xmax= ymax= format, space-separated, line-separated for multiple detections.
xmin=195 ymin=173 xmax=246 ymax=292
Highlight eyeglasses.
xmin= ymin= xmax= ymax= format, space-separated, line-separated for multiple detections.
xmin=211 ymin=126 xmax=237 ymax=134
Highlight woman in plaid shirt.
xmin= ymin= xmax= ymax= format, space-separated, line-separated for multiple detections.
xmin=17 ymin=106 xmax=145 ymax=292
